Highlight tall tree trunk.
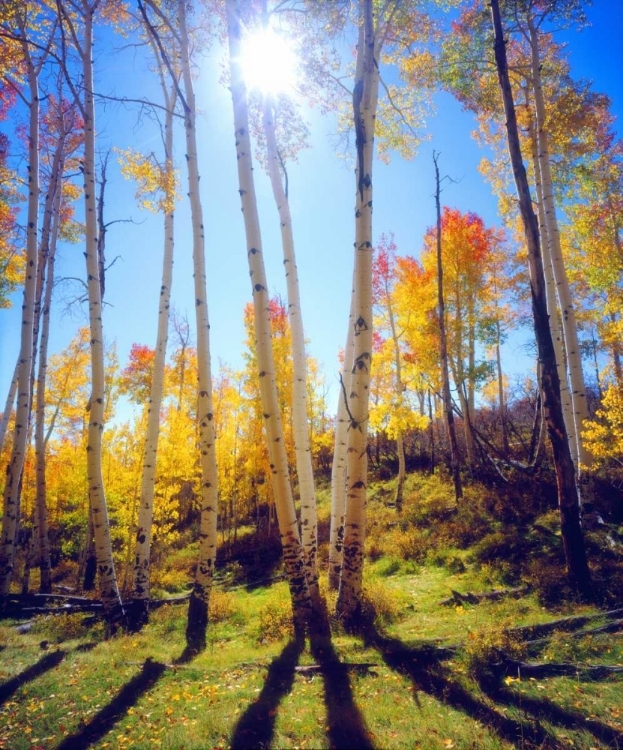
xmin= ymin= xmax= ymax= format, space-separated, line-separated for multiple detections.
xmin=226 ymin=0 xmax=311 ymax=639
xmin=490 ymin=0 xmax=592 ymax=599
xmin=129 ymin=76 xmax=177 ymax=632
xmin=262 ymin=94 xmax=319 ymax=599
xmin=33 ymin=152 xmax=63 ymax=595
xmin=528 ymin=20 xmax=592 ymax=493
xmin=0 ymin=50 xmax=39 ymax=598
xmin=328 ymin=288 xmax=356 ymax=590
xmin=328 ymin=293 xmax=355 ymax=590
xmin=433 ymin=153 xmax=462 ymax=502
xmin=79 ymin=7 xmax=124 ymax=627
xmin=175 ymin=0 xmax=219 ymax=654
xmin=527 ymin=114 xmax=578 ymax=466
xmin=336 ymin=1 xmax=378 ymax=625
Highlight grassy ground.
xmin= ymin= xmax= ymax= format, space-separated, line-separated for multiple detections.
xmin=1 ymin=473 xmax=622 ymax=749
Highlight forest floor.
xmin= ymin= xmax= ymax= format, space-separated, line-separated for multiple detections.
xmin=1 ymin=472 xmax=623 ymax=749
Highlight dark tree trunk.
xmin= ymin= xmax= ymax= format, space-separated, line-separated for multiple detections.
xmin=490 ymin=0 xmax=592 ymax=599
xmin=433 ymin=152 xmax=462 ymax=501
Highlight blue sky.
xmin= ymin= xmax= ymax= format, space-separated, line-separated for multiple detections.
xmin=1 ymin=0 xmax=621 ymax=417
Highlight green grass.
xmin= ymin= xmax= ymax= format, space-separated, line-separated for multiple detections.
xmin=1 ymin=473 xmax=622 ymax=749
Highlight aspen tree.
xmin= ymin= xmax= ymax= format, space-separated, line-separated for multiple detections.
xmin=0 ymin=5 xmax=49 ymax=597
xmin=433 ymin=153 xmax=462 ymax=502
xmin=226 ymin=0 xmax=311 ymax=638
xmin=0 ymin=362 xmax=18 ymax=456
xmin=262 ymin=94 xmax=319 ymax=597
xmin=128 ymin=33 xmax=179 ymax=632
xmin=336 ymin=0 xmax=379 ymax=623
xmin=328 ymin=294 xmax=355 ymax=590
xmin=56 ymin=0 xmax=124 ymax=626
xmin=490 ymin=0 xmax=592 ymax=598
xmin=176 ymin=0 xmax=219 ymax=652
xmin=32 ymin=128 xmax=67 ymax=594
xmin=526 ymin=17 xmax=593 ymax=496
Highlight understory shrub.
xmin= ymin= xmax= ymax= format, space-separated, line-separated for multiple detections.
xmin=463 ymin=626 xmax=526 ymax=684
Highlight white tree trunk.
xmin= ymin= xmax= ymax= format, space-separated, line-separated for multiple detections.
xmin=226 ymin=0 xmax=311 ymax=637
xmin=262 ymin=95 xmax=318 ymax=597
xmin=131 ymin=78 xmax=177 ymax=629
xmin=0 ymin=52 xmax=39 ymax=597
xmin=33 ymin=148 xmax=63 ymax=594
xmin=177 ymin=0 xmax=219 ymax=652
xmin=336 ymin=1 xmax=379 ymax=623
xmin=328 ymin=286 xmax=355 ymax=589
xmin=528 ymin=118 xmax=578 ymax=466
xmin=529 ymin=21 xmax=591 ymax=486
xmin=80 ymin=8 xmax=124 ymax=626
xmin=0 ymin=360 xmax=18 ymax=456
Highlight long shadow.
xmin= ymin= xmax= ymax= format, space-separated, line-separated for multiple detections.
xmin=481 ymin=680 xmax=623 ymax=748
xmin=363 ymin=625 xmax=558 ymax=749
xmin=0 ymin=649 xmax=66 ymax=706
xmin=230 ymin=640 xmax=303 ymax=750
xmin=310 ymin=606 xmax=375 ymax=750
xmin=57 ymin=658 xmax=166 ymax=750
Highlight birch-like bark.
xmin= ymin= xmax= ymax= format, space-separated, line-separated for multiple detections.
xmin=226 ymin=0 xmax=311 ymax=638
xmin=0 ymin=44 xmax=39 ymax=598
xmin=336 ymin=1 xmax=378 ymax=623
xmin=490 ymin=0 xmax=592 ymax=599
xmin=71 ymin=3 xmax=124 ymax=626
xmin=528 ymin=20 xmax=591 ymax=488
xmin=130 ymin=69 xmax=177 ymax=631
xmin=33 ymin=151 xmax=63 ymax=594
xmin=0 ymin=361 xmax=18 ymax=456
xmin=528 ymin=116 xmax=578 ymax=465
xmin=433 ymin=153 xmax=462 ymax=502
xmin=262 ymin=96 xmax=318 ymax=597
xmin=173 ymin=0 xmax=219 ymax=654
xmin=328 ymin=287 xmax=355 ymax=590
xmin=380 ymin=269 xmax=406 ymax=509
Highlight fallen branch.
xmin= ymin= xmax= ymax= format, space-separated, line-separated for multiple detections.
xmin=526 ymin=619 xmax=623 ymax=650
xmin=500 ymin=656 xmax=623 ymax=680
xmin=510 ymin=608 xmax=623 ymax=640
xmin=294 ymin=663 xmax=378 ymax=674
xmin=439 ymin=587 xmax=529 ymax=607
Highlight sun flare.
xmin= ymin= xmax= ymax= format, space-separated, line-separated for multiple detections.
xmin=239 ymin=29 xmax=297 ymax=95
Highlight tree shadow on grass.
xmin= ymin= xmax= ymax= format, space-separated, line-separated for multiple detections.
xmin=0 ymin=649 xmax=66 ymax=706
xmin=363 ymin=625 xmax=559 ymax=749
xmin=56 ymin=657 xmax=167 ymax=750
xmin=230 ymin=639 xmax=303 ymax=750
xmin=310 ymin=605 xmax=375 ymax=750
xmin=480 ymin=679 xmax=623 ymax=748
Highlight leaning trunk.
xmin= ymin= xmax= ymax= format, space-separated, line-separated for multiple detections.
xmin=226 ymin=0 xmax=311 ymax=638
xmin=529 ymin=20 xmax=591 ymax=490
xmin=0 ymin=360 xmax=19 ymax=457
xmin=490 ymin=0 xmax=592 ymax=598
xmin=262 ymin=95 xmax=318 ymax=598
xmin=33 ymin=153 xmax=63 ymax=594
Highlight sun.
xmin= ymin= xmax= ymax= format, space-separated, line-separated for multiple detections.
xmin=238 ymin=28 xmax=297 ymax=96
